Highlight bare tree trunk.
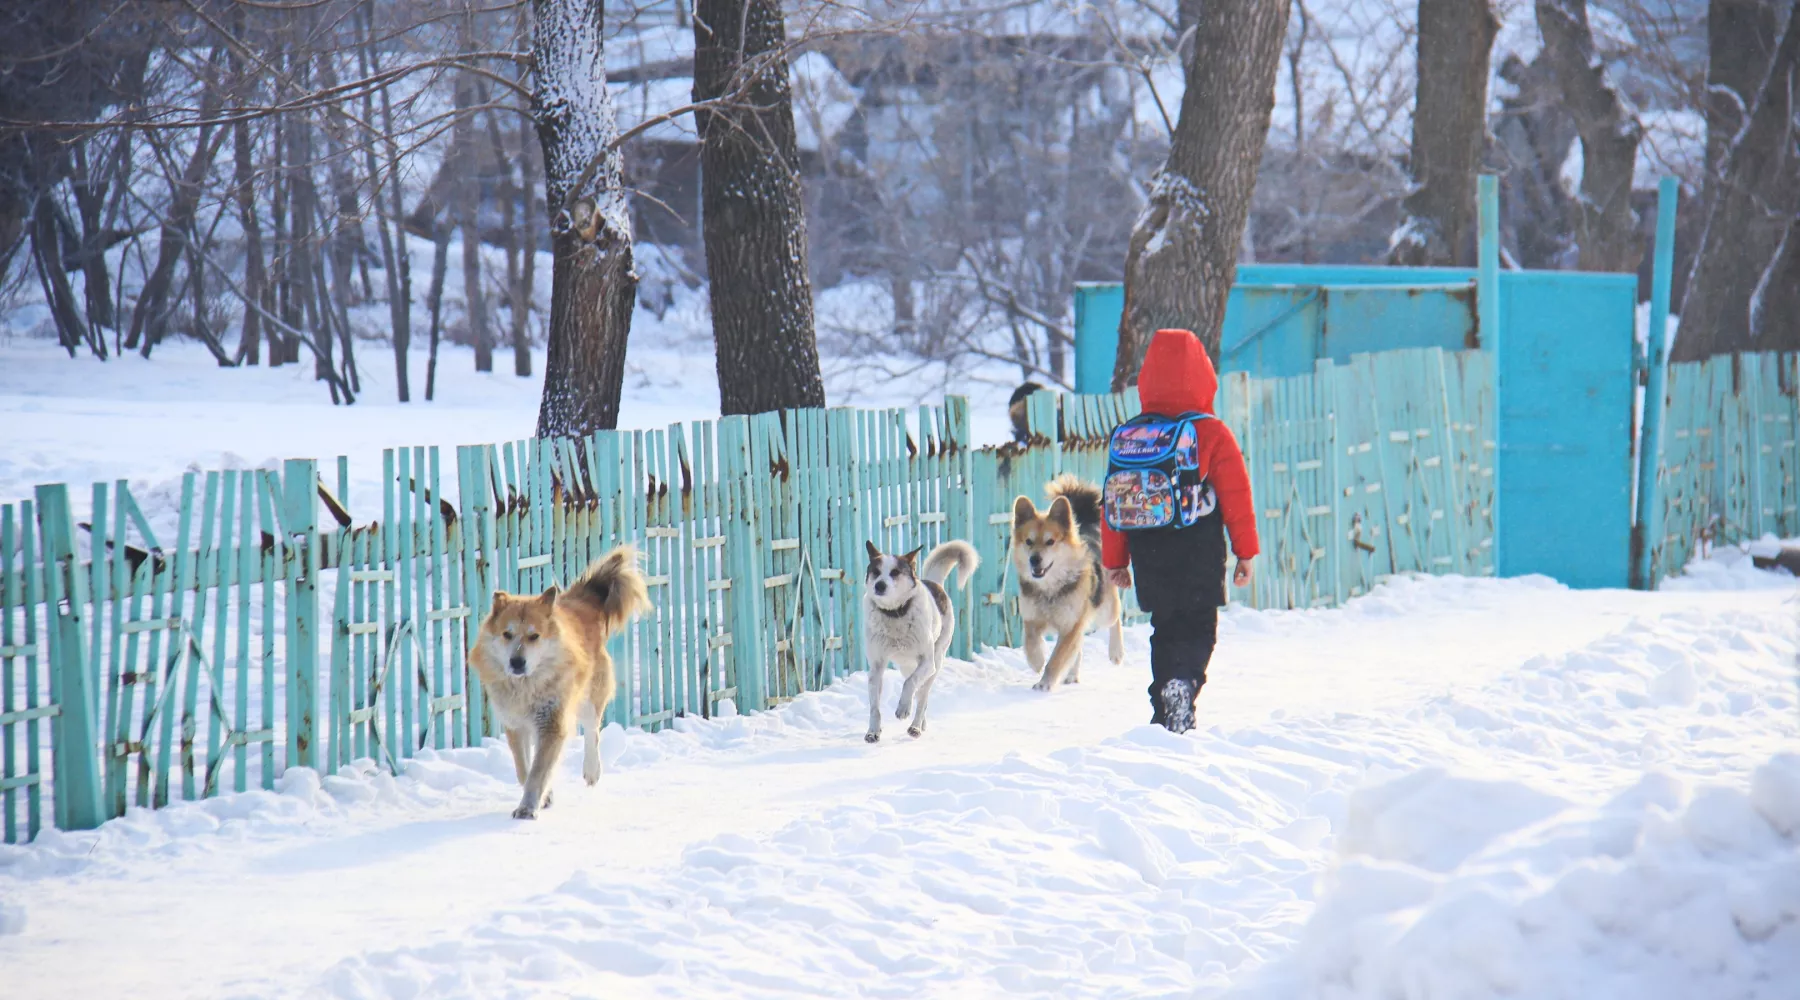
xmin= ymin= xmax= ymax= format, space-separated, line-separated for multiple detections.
xmin=457 ymin=6 xmax=492 ymax=373
xmin=270 ymin=109 xmax=294 ymax=367
xmin=1536 ymin=0 xmax=1643 ymax=273
xmin=69 ymin=142 xmax=115 ymax=350
xmin=486 ymin=106 xmax=533 ymax=378
xmin=30 ymin=192 xmax=87 ymax=357
xmin=318 ymin=48 xmax=362 ymax=396
xmin=1703 ymin=1 xmax=1784 ymax=202
xmin=426 ymin=227 xmax=451 ymax=401
xmin=693 ymin=0 xmax=824 ymax=414
xmin=515 ymin=115 xmax=538 ymax=378
xmin=233 ymin=113 xmax=265 ymax=365
xmin=1674 ymin=12 xmax=1800 ymax=361
xmin=1113 ymin=0 xmax=1291 ymax=383
xmin=532 ymin=0 xmax=637 ymax=437
xmin=1387 ymin=0 xmax=1498 ymax=267
xmin=127 ymin=51 xmax=227 ymax=356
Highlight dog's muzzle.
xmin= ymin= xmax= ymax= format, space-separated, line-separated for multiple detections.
xmin=1030 ymin=560 xmax=1051 ymax=579
xmin=508 ymin=655 xmax=527 ymax=676
xmin=873 ymin=581 xmax=887 ymax=595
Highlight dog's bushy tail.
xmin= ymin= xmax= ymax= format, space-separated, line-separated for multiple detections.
xmin=922 ymin=540 xmax=980 ymax=589
xmin=1046 ymin=474 xmax=1103 ymax=531
xmin=567 ymin=545 xmax=651 ymax=636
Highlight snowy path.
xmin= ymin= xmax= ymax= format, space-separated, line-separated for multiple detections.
xmin=1 ymin=572 xmax=1796 ymax=999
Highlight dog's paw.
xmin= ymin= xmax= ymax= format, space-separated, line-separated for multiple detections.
xmin=1031 ymin=678 xmax=1053 ymax=692
xmin=894 ymin=703 xmax=911 ymax=720
xmin=907 ymin=726 xmax=922 ymax=738
xmin=864 ymin=731 xmax=880 ymax=743
xmin=1066 ymin=673 xmax=1080 ymax=684
xmin=511 ymin=805 xmax=538 ymax=820
xmin=541 ymin=789 xmax=554 ymax=809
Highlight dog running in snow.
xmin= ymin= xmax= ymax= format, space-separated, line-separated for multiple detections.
xmin=862 ymin=539 xmax=980 ymax=743
xmin=1011 ymin=474 xmax=1126 ymax=691
xmin=470 ymin=547 xmax=650 ymax=819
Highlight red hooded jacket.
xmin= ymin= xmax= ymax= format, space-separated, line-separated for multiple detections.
xmin=1101 ymin=329 xmax=1260 ymax=570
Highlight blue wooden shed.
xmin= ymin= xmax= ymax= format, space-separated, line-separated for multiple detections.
xmin=1073 ymin=179 xmax=1652 ymax=590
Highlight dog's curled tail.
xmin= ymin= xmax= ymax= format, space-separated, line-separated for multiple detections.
xmin=1046 ymin=473 xmax=1103 ymax=531
xmin=569 ymin=545 xmax=652 ymax=635
xmin=922 ymin=539 xmax=980 ymax=589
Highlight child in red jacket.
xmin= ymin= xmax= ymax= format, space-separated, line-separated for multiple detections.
xmin=1102 ymin=329 xmax=1258 ymax=733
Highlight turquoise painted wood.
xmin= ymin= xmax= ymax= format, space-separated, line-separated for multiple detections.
xmin=1632 ymin=177 xmax=1680 ymax=589
xmin=1650 ymin=353 xmax=1799 ymax=585
xmin=1494 ymin=270 xmax=1637 ymax=587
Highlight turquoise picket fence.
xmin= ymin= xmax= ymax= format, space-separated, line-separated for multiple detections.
xmin=1649 ymin=352 xmax=1799 ymax=583
xmin=7 ymin=345 xmax=1496 ymax=842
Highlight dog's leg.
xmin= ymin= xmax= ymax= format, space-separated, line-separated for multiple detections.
xmin=1023 ymin=624 xmax=1047 ymax=677
xmin=1067 ymin=643 xmax=1083 ymax=684
xmin=1032 ymin=628 xmax=1086 ymax=692
xmin=1094 ymin=586 xmax=1123 ymax=665
xmin=505 ymin=727 xmax=530 ymax=786
xmin=580 ymin=700 xmax=602 ymax=786
xmin=865 ymin=656 xmax=886 ymax=743
xmin=909 ymin=656 xmax=939 ymax=738
xmin=895 ymin=666 xmax=920 ymax=720
xmin=514 ymin=714 xmax=568 ymax=820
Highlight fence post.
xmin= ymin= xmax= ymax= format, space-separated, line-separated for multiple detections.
xmin=943 ymin=396 xmax=976 ymax=659
xmin=1477 ymin=174 xmax=1503 ymax=571
xmin=282 ymin=459 xmax=319 ymax=770
xmin=1632 ymin=176 xmax=1679 ymax=589
xmin=35 ymin=484 xmax=104 ymax=831
xmin=719 ymin=416 xmax=769 ymax=714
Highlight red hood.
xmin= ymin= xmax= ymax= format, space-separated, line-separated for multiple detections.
xmin=1136 ymin=328 xmax=1217 ymax=415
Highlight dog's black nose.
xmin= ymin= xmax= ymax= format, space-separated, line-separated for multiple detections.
xmin=508 ymin=655 xmax=526 ymax=674
xmin=873 ymin=581 xmax=887 ymax=595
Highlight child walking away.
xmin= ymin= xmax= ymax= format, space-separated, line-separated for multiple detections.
xmin=1100 ymin=329 xmax=1258 ymax=734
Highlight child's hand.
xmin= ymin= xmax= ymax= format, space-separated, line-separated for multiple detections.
xmin=1233 ymin=558 xmax=1254 ymax=588
xmin=1106 ymin=568 xmax=1133 ymax=590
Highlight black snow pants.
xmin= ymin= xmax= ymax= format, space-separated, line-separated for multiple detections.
xmin=1125 ymin=509 xmax=1226 ymax=725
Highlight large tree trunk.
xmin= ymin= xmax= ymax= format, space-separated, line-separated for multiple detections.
xmin=692 ymin=0 xmax=824 ymax=414
xmin=1387 ymin=0 xmax=1499 ymax=267
xmin=1673 ymin=11 xmax=1799 ymax=361
xmin=532 ymin=0 xmax=637 ymax=438
xmin=1112 ymin=0 xmax=1291 ymax=383
xmin=1536 ymin=0 xmax=1643 ymax=273
xmin=1703 ymin=1 xmax=1784 ymax=199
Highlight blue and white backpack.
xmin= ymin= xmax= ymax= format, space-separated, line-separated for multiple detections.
xmin=1102 ymin=412 xmax=1218 ymax=532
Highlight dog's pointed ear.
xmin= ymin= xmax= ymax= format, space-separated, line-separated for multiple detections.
xmin=901 ymin=546 xmax=922 ymax=567
xmin=490 ymin=589 xmax=510 ymax=610
xmin=1048 ymin=495 xmax=1075 ymax=531
xmin=1012 ymin=495 xmax=1038 ymax=529
xmin=538 ymin=586 xmax=559 ymax=604
xmin=866 ymin=540 xmax=882 ymax=562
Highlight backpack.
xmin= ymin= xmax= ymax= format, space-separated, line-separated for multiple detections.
xmin=1102 ymin=412 xmax=1218 ymax=532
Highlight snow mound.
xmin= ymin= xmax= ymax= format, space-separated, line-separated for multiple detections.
xmin=1662 ymin=535 xmax=1800 ymax=592
xmin=1267 ymin=755 xmax=1800 ymax=1000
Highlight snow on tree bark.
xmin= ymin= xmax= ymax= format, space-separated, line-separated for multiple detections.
xmin=1536 ymin=0 xmax=1643 ymax=274
xmin=1113 ymin=0 xmax=1290 ymax=384
xmin=1674 ymin=10 xmax=1800 ymax=361
xmin=693 ymin=0 xmax=825 ymax=415
xmin=532 ymin=0 xmax=637 ymax=438
xmin=1387 ymin=0 xmax=1498 ymax=268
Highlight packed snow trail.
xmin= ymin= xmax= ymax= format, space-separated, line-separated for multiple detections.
xmin=0 ymin=568 xmax=1794 ymax=999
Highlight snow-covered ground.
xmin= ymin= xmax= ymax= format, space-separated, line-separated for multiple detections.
xmin=0 ymin=562 xmax=1794 ymax=999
